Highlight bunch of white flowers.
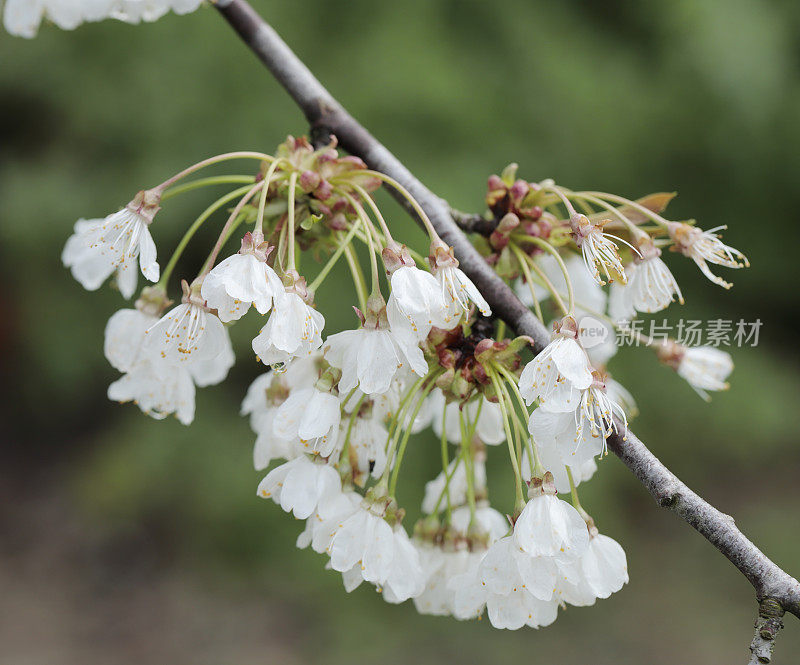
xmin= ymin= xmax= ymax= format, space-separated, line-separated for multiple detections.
xmin=60 ymin=138 xmax=749 ymax=631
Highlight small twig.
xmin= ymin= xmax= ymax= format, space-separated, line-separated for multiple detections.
xmin=748 ymin=598 xmax=785 ymax=664
xmin=212 ymin=0 xmax=800 ymax=640
xmin=451 ymin=208 xmax=497 ymax=235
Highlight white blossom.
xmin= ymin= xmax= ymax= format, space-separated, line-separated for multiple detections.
xmin=477 ymin=536 xmax=561 ymax=629
xmin=272 ymin=387 xmax=341 ymax=457
xmin=513 ymin=492 xmax=589 ymax=560
xmin=342 ymin=416 xmax=389 ymax=480
xmin=103 ymin=294 xmax=230 ymax=425
xmin=142 ymin=297 xmax=229 ymax=367
xmin=241 ymin=356 xmax=321 ymax=469
xmin=252 ymin=290 xmax=325 ymax=368
xmin=324 ymin=325 xmax=427 ymax=396
xmin=429 ymin=245 xmax=491 ymax=327
xmin=62 ymin=204 xmax=159 ymax=299
xmin=658 ymin=344 xmax=734 ymax=400
xmin=580 ymin=532 xmax=628 ymax=599
xmin=518 ymin=316 xmax=593 ymax=411
xmin=257 ymin=456 xmax=341 ymax=520
xmin=297 ymin=488 xmax=361 ymax=554
xmin=108 ymin=360 xmax=196 ymax=424
xmin=201 ymin=235 xmax=283 ymax=322
xmin=414 ymin=505 xmax=507 ymax=618
xmin=386 ymin=265 xmax=448 ymax=340
xmin=327 ymin=502 xmax=425 ymax=602
xmin=570 ymin=214 xmax=628 ymax=285
xmin=668 ymin=222 xmax=748 ymax=289
xmin=609 ymin=248 xmax=682 ymax=321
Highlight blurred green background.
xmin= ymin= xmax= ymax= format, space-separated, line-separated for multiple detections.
xmin=1 ymin=0 xmax=800 ymax=663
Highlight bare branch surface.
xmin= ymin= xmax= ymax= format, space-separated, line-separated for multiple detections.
xmin=212 ymin=0 xmax=800 ymax=630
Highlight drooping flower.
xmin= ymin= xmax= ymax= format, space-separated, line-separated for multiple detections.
xmin=297 ymin=488 xmax=361 ymax=554
xmin=341 ymin=415 xmax=390 ymax=480
xmin=528 ymin=370 xmax=627 ymax=467
xmin=569 ymin=213 xmax=628 ymax=285
xmin=3 ymin=0 xmax=203 ymax=38
xmin=201 ymin=232 xmax=283 ymax=322
xmin=323 ymin=296 xmax=427 ymax=396
xmin=518 ymin=316 xmax=593 ymax=411
xmin=252 ymin=285 xmax=325 ymax=369
xmin=104 ymin=304 xmax=159 ymax=374
xmin=385 ymin=264 xmax=448 ymax=341
xmin=142 ymin=280 xmax=229 ymax=367
xmin=62 ymin=191 xmax=160 ymax=299
xmin=657 ymin=341 xmax=733 ymax=400
xmin=104 ymin=286 xmax=219 ymax=425
xmin=429 ymin=243 xmax=491 ymax=328
xmin=477 ymin=536 xmax=561 ymax=629
xmin=257 ymin=455 xmax=341 ymax=520
xmin=272 ymin=385 xmax=341 ymax=457
xmin=609 ymin=243 xmax=683 ymax=321
xmin=414 ymin=504 xmax=507 ymax=617
xmin=327 ymin=497 xmax=425 ymax=602
xmin=513 ymin=486 xmax=590 ymax=560
xmin=579 ymin=531 xmax=629 ymax=600
xmin=668 ymin=222 xmax=748 ymax=289
xmin=108 ymin=361 xmax=196 ymax=424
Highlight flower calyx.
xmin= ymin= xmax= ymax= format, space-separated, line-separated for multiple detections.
xmin=135 ymin=285 xmax=171 ymax=318
xmin=239 ymin=231 xmax=275 ymax=262
xmin=126 ymin=189 xmax=161 ymax=225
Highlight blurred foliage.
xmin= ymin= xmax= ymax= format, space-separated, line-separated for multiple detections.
xmin=1 ymin=0 xmax=800 ymax=663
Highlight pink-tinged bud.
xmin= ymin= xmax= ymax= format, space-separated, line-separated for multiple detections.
xmin=489 ymin=231 xmax=509 ymax=251
xmin=487 ymin=174 xmax=504 ymax=191
xmin=329 ymin=213 xmax=349 ymax=231
xmin=510 ymin=179 xmax=529 ymax=203
xmin=437 ymin=348 xmax=457 ymax=369
xmin=490 ymin=212 xmax=520 ymax=250
xmin=473 ymin=338 xmax=495 ymax=358
xmin=127 ymin=189 xmax=161 ymax=225
xmin=496 ymin=212 xmax=520 ymax=234
xmin=299 ymin=170 xmax=321 ymax=192
xmin=340 ymin=155 xmax=367 ymax=169
xmin=315 ymin=179 xmax=333 ymax=201
xmin=529 ymin=205 xmax=543 ymax=220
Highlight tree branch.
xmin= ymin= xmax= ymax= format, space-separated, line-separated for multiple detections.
xmin=212 ymin=0 xmax=800 ymax=628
